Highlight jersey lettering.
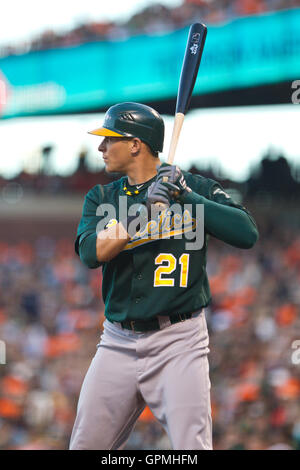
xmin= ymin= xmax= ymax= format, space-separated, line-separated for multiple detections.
xmin=154 ymin=253 xmax=190 ymax=288
xmin=154 ymin=253 xmax=176 ymax=287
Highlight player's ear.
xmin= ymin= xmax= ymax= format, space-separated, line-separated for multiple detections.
xmin=130 ymin=138 xmax=142 ymax=157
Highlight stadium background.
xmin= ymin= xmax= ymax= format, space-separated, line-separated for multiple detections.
xmin=0 ymin=0 xmax=300 ymax=450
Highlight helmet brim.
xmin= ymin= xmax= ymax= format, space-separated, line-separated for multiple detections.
xmin=88 ymin=127 xmax=125 ymax=137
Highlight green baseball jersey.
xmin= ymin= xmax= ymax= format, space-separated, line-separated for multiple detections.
xmin=75 ymin=171 xmax=258 ymax=323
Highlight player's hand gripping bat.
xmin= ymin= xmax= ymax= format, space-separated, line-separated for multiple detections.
xmin=155 ymin=22 xmax=207 ymax=208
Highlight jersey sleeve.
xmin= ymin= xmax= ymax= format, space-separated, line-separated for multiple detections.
xmin=184 ymin=173 xmax=259 ymax=249
xmin=188 ymin=173 xmax=256 ymax=218
xmin=75 ymin=185 xmax=104 ymax=267
xmin=209 ymin=183 xmax=246 ymax=210
xmin=208 ymin=181 xmax=258 ymax=227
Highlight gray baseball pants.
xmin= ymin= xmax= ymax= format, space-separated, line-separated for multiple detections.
xmin=69 ymin=310 xmax=212 ymax=450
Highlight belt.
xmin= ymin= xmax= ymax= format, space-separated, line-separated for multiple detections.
xmin=112 ymin=309 xmax=203 ymax=333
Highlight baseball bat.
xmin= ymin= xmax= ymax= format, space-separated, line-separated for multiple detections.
xmin=167 ymin=22 xmax=207 ymax=167
xmin=156 ymin=22 xmax=207 ymax=208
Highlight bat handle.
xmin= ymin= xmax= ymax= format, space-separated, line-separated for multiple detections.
xmin=167 ymin=112 xmax=185 ymax=165
xmin=154 ymin=113 xmax=184 ymax=209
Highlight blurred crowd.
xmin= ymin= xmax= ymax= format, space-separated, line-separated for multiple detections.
xmin=1 ymin=0 xmax=299 ymax=57
xmin=1 ymin=0 xmax=299 ymax=451
xmin=0 ymin=181 xmax=300 ymax=449
xmin=207 ymin=218 xmax=300 ymax=450
xmin=2 ymin=149 xmax=300 ymax=204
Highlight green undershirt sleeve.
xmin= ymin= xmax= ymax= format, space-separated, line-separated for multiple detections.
xmin=75 ymin=185 xmax=105 ymax=269
xmin=78 ymin=232 xmax=103 ymax=269
xmin=181 ymin=191 xmax=259 ymax=249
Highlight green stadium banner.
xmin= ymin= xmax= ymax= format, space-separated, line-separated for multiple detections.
xmin=0 ymin=8 xmax=299 ymax=118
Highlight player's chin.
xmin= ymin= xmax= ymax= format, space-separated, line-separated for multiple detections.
xmin=104 ymin=164 xmax=123 ymax=175
xmin=103 ymin=162 xmax=113 ymax=173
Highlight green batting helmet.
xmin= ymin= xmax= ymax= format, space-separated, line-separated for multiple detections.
xmin=88 ymin=102 xmax=164 ymax=153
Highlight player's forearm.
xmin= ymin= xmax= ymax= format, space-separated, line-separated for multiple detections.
xmin=181 ymin=191 xmax=259 ymax=249
xmin=78 ymin=224 xmax=130 ymax=267
xmin=96 ymin=223 xmax=131 ymax=262
xmin=78 ymin=233 xmax=102 ymax=269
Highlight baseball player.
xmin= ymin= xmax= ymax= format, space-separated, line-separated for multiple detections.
xmin=69 ymin=102 xmax=258 ymax=450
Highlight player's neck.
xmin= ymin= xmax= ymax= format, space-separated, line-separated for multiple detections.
xmin=126 ymin=158 xmax=161 ymax=186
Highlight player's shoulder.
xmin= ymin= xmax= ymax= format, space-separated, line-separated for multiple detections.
xmin=183 ymin=170 xmax=220 ymax=198
xmin=102 ymin=177 xmax=125 ymax=197
xmin=84 ymin=178 xmax=124 ymax=203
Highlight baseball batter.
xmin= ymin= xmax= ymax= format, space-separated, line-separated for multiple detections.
xmin=69 ymin=102 xmax=259 ymax=450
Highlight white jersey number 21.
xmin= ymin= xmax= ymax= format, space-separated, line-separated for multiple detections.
xmin=154 ymin=253 xmax=190 ymax=288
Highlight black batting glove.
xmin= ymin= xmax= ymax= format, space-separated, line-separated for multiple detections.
xmin=146 ymin=180 xmax=171 ymax=209
xmin=156 ymin=163 xmax=192 ymax=202
xmin=139 ymin=180 xmax=171 ymax=223
xmin=124 ymin=182 xmax=170 ymax=238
